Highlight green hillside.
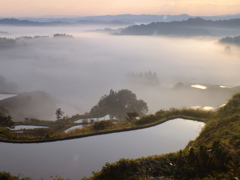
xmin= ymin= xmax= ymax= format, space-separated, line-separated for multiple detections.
xmin=84 ymin=93 xmax=240 ymax=180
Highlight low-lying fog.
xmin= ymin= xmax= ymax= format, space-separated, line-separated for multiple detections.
xmin=0 ymin=25 xmax=240 ymax=118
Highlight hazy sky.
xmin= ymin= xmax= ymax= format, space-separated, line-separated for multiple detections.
xmin=0 ymin=0 xmax=239 ymax=17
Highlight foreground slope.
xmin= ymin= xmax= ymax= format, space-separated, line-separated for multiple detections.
xmin=85 ymin=93 xmax=240 ymax=180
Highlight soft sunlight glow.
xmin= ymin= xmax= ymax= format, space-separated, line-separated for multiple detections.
xmin=0 ymin=0 xmax=239 ymax=17
xmin=191 ymin=85 xmax=207 ymax=90
xmin=191 ymin=106 xmax=214 ymax=111
xmin=202 ymin=106 xmax=214 ymax=111
xmin=220 ymin=85 xmax=232 ymax=89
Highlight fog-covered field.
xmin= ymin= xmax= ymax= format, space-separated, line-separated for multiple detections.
xmin=1 ymin=25 xmax=240 ymax=117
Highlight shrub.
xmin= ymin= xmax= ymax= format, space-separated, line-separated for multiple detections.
xmin=92 ymin=120 xmax=114 ymax=131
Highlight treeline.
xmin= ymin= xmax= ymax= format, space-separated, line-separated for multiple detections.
xmin=0 ymin=34 xmax=74 ymax=48
xmin=127 ymin=71 xmax=160 ymax=85
xmin=0 ymin=37 xmax=16 ymax=48
xmin=16 ymin=35 xmax=49 ymax=40
xmin=53 ymin=33 xmax=73 ymax=38
xmin=219 ymin=35 xmax=240 ymax=46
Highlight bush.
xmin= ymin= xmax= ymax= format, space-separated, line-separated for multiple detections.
xmin=93 ymin=120 xmax=114 ymax=131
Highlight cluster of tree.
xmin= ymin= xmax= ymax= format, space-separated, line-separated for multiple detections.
xmin=90 ymin=89 xmax=148 ymax=120
xmin=53 ymin=33 xmax=73 ymax=38
xmin=0 ymin=171 xmax=31 ymax=180
xmin=0 ymin=34 xmax=73 ymax=49
xmin=0 ymin=107 xmax=14 ymax=129
xmin=219 ymin=36 xmax=240 ymax=46
xmin=16 ymin=36 xmax=49 ymax=40
xmin=0 ymin=37 xmax=16 ymax=48
xmin=127 ymin=71 xmax=160 ymax=85
xmin=0 ymin=114 xmax=14 ymax=129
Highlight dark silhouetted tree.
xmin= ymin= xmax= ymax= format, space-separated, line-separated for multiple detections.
xmin=55 ymin=108 xmax=64 ymax=121
xmin=0 ymin=113 xmax=14 ymax=129
xmin=90 ymin=89 xmax=148 ymax=119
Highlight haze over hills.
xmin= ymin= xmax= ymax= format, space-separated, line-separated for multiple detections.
xmin=19 ymin=13 xmax=240 ymax=23
xmin=0 ymin=18 xmax=133 ymax=26
xmin=119 ymin=18 xmax=240 ymax=37
xmin=0 ymin=13 xmax=240 ymax=26
xmin=0 ymin=91 xmax=57 ymax=121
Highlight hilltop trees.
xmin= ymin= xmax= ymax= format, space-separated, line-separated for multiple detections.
xmin=0 ymin=37 xmax=16 ymax=48
xmin=0 ymin=114 xmax=14 ymax=129
xmin=90 ymin=89 xmax=148 ymax=120
xmin=219 ymin=36 xmax=240 ymax=46
xmin=127 ymin=71 xmax=160 ymax=85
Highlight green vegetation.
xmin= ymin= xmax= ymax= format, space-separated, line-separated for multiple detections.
xmin=0 ymin=113 xmax=14 ymax=129
xmin=0 ymin=172 xmax=29 ymax=180
xmin=90 ymin=89 xmax=148 ymax=119
xmin=0 ymin=171 xmax=69 ymax=180
xmin=83 ymin=93 xmax=240 ymax=180
xmin=84 ymin=141 xmax=234 ymax=180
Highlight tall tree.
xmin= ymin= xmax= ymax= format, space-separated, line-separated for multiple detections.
xmin=0 ymin=113 xmax=14 ymax=129
xmin=90 ymin=89 xmax=148 ymax=119
xmin=55 ymin=108 xmax=64 ymax=121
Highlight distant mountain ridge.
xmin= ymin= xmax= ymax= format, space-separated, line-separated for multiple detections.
xmin=0 ymin=18 xmax=70 ymax=26
xmin=0 ymin=18 xmax=132 ymax=26
xmin=18 ymin=13 xmax=240 ymax=23
xmin=0 ymin=13 xmax=240 ymax=25
xmin=119 ymin=18 xmax=240 ymax=36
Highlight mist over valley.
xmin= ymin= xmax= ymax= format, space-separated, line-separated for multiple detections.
xmin=0 ymin=23 xmax=240 ymax=121
xmin=1 ymin=1 xmax=240 ymax=177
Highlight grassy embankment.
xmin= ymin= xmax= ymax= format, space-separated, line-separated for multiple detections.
xmin=83 ymin=93 xmax=240 ymax=180
xmin=0 ymin=108 xmax=212 ymax=143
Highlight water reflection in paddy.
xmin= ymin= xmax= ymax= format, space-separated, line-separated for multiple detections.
xmin=14 ymin=125 xmax=48 ymax=130
xmin=0 ymin=118 xmax=204 ymax=180
xmin=0 ymin=94 xmax=17 ymax=100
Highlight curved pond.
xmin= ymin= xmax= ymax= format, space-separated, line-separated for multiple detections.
xmin=0 ymin=118 xmax=204 ymax=180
